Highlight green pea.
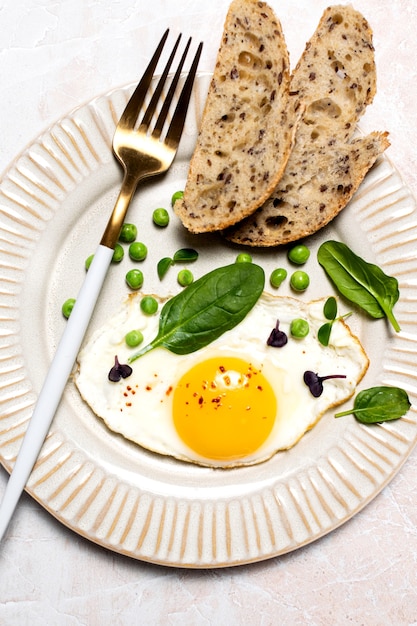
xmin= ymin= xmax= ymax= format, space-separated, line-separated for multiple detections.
xmin=235 ymin=252 xmax=252 ymax=263
xmin=290 ymin=270 xmax=310 ymax=291
xmin=125 ymin=329 xmax=144 ymax=347
xmin=288 ymin=244 xmax=310 ymax=265
xmin=140 ymin=295 xmax=158 ymax=315
xmin=125 ymin=269 xmax=144 ymax=290
xmin=129 ymin=241 xmax=148 ymax=261
xmin=62 ymin=298 xmax=76 ymax=319
xmin=177 ymin=269 xmax=194 ymax=286
xmin=153 ymin=208 xmax=170 ymax=227
xmin=112 ymin=243 xmax=124 ymax=263
xmin=85 ymin=254 xmax=94 ymax=270
xmin=270 ymin=268 xmax=287 ymax=288
xmin=171 ymin=190 xmax=184 ymax=206
xmin=119 ymin=223 xmax=137 ymax=243
xmin=290 ymin=318 xmax=310 ymax=338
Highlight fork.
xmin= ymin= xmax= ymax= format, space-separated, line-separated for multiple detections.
xmin=0 ymin=31 xmax=202 ymax=542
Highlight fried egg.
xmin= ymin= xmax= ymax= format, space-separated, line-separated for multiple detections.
xmin=74 ymin=292 xmax=369 ymax=468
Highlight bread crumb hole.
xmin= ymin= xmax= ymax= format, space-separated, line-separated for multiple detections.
xmin=218 ymin=112 xmax=236 ymax=123
xmin=331 ymin=61 xmax=346 ymax=79
xmin=265 ymin=215 xmax=288 ymax=230
xmin=306 ymin=98 xmax=342 ymax=119
xmin=363 ymin=62 xmax=372 ymax=73
xmin=238 ymin=51 xmax=261 ymax=68
xmin=331 ymin=13 xmax=343 ymax=24
xmin=244 ymin=32 xmax=261 ymax=48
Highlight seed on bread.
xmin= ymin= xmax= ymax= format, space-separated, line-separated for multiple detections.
xmin=225 ymin=5 xmax=390 ymax=246
xmin=174 ymin=0 xmax=300 ymax=234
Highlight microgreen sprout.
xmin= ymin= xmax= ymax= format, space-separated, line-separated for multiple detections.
xmin=157 ymin=248 xmax=199 ymax=279
xmin=303 ymin=370 xmax=347 ymax=397
xmin=266 ymin=319 xmax=288 ymax=348
xmin=318 ymin=296 xmax=352 ymax=346
xmin=108 ymin=355 xmax=132 ymax=382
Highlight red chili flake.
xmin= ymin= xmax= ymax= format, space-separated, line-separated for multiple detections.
xmin=166 ymin=386 xmax=173 ymax=396
xmin=219 ymin=365 xmax=226 ymax=373
xmin=198 ymin=396 xmax=204 ymax=405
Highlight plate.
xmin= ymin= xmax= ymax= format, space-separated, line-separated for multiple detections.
xmin=0 ymin=74 xmax=416 ymax=568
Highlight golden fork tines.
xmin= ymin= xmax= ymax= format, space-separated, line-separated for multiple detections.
xmin=101 ymin=30 xmax=203 ymax=248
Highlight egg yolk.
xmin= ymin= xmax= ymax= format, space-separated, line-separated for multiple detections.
xmin=173 ymin=357 xmax=277 ymax=461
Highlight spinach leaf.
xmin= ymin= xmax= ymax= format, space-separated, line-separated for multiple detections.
xmin=334 ymin=386 xmax=411 ymax=423
xmin=129 ymin=262 xmax=265 ymax=362
xmin=317 ymin=241 xmax=400 ymax=332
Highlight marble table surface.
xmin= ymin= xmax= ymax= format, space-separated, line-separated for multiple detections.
xmin=1 ymin=0 xmax=417 ymax=624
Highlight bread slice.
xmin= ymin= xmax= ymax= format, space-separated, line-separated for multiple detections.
xmin=174 ymin=0 xmax=300 ymax=233
xmin=225 ymin=5 xmax=390 ymax=247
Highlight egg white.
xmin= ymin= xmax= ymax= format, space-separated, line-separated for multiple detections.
xmin=74 ymin=292 xmax=369 ymax=468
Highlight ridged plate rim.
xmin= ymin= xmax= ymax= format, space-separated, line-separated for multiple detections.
xmin=0 ymin=73 xmax=416 ymax=568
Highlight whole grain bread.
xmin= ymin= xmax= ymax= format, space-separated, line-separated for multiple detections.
xmin=174 ymin=0 xmax=300 ymax=233
xmin=225 ymin=5 xmax=390 ymax=246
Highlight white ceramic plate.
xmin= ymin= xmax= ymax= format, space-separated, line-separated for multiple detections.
xmin=0 ymin=74 xmax=416 ymax=568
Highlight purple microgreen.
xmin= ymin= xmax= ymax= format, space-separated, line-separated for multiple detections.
xmin=267 ymin=319 xmax=288 ymax=348
xmin=108 ymin=355 xmax=133 ymax=382
xmin=303 ymin=370 xmax=347 ymax=397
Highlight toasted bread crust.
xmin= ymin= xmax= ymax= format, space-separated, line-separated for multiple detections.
xmin=225 ymin=5 xmax=390 ymax=246
xmin=174 ymin=0 xmax=300 ymax=233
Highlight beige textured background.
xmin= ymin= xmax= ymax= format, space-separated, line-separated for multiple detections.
xmin=1 ymin=1 xmax=416 ymax=624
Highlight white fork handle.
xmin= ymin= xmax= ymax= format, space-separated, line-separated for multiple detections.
xmin=0 ymin=244 xmax=114 ymax=541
